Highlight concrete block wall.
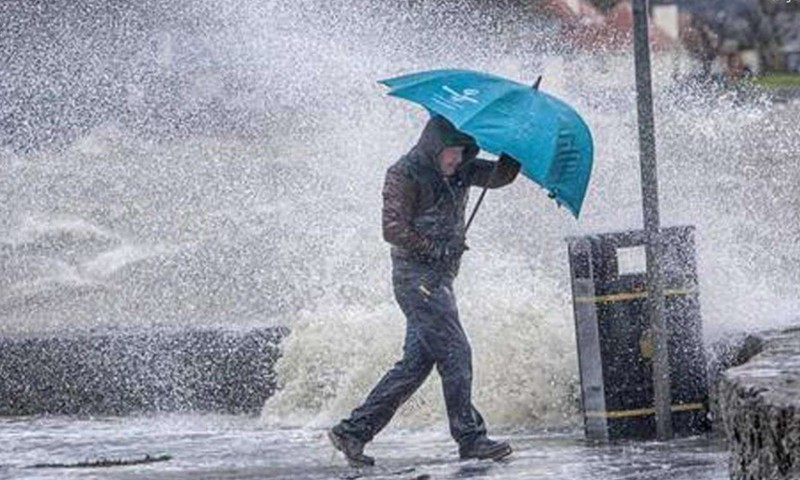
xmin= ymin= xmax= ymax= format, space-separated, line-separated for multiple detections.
xmin=719 ymin=328 xmax=800 ymax=480
xmin=0 ymin=327 xmax=287 ymax=416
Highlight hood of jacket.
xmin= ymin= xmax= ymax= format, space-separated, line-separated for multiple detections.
xmin=409 ymin=115 xmax=479 ymax=174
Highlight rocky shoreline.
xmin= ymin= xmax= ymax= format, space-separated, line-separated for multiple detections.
xmin=718 ymin=328 xmax=800 ymax=480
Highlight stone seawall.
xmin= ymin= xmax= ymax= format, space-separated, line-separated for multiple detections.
xmin=0 ymin=327 xmax=287 ymax=416
xmin=719 ymin=328 xmax=800 ymax=480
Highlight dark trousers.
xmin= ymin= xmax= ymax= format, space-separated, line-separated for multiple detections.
xmin=336 ymin=257 xmax=487 ymax=447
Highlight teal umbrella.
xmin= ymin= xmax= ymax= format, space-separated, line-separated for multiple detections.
xmin=380 ymin=69 xmax=593 ymax=218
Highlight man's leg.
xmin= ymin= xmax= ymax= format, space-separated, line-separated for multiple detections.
xmin=413 ymin=276 xmax=511 ymax=460
xmin=412 ymin=277 xmax=486 ymax=444
xmin=335 ymin=325 xmax=434 ymax=443
xmin=330 ymin=272 xmax=435 ymax=465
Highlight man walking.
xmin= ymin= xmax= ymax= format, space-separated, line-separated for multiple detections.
xmin=329 ymin=115 xmax=520 ymax=466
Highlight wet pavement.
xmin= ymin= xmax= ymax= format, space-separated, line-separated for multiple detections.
xmin=0 ymin=414 xmax=729 ymax=479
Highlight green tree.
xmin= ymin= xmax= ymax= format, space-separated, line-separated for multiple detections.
xmin=741 ymin=0 xmax=800 ymax=72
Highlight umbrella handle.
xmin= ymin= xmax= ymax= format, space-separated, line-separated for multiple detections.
xmin=465 ymin=157 xmax=501 ymax=233
xmin=465 ymin=186 xmax=489 ymax=233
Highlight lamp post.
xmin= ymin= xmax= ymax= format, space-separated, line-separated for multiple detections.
xmin=632 ymin=0 xmax=672 ymax=441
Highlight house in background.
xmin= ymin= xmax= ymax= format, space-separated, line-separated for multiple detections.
xmin=783 ymin=42 xmax=800 ymax=73
xmin=534 ymin=0 xmax=773 ymax=80
xmin=527 ymin=0 xmax=694 ymax=95
xmin=535 ymin=0 xmax=682 ymax=53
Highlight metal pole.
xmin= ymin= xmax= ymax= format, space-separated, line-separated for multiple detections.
xmin=465 ymin=186 xmax=489 ymax=233
xmin=632 ymin=0 xmax=672 ymax=440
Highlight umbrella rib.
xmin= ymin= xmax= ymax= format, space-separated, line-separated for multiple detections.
xmin=381 ymin=70 xmax=524 ymax=91
xmin=382 ymin=72 xmax=469 ymax=94
xmin=379 ymin=69 xmax=463 ymax=89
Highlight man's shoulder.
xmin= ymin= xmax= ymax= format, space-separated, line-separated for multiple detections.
xmin=388 ymin=152 xmax=438 ymax=185
xmin=386 ymin=156 xmax=406 ymax=174
xmin=384 ymin=155 xmax=423 ymax=201
xmin=386 ymin=154 xmax=417 ymax=183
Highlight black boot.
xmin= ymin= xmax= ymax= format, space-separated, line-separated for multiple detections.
xmin=459 ymin=437 xmax=513 ymax=461
xmin=328 ymin=425 xmax=375 ymax=467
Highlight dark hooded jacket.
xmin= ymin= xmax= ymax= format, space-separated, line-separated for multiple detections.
xmin=382 ymin=116 xmax=520 ymax=271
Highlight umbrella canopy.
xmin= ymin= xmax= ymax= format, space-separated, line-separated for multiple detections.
xmin=380 ymin=69 xmax=593 ymax=218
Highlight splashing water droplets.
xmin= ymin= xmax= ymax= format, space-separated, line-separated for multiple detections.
xmin=1 ymin=0 xmax=798 ymax=429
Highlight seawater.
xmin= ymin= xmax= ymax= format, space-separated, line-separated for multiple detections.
xmin=1 ymin=0 xmax=799 ymax=437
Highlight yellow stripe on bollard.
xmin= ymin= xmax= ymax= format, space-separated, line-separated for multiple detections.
xmin=574 ymin=289 xmax=696 ymax=305
xmin=585 ymin=403 xmax=705 ymax=419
